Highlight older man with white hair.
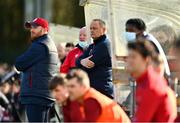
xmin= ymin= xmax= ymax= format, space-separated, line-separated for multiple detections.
xmin=60 ymin=27 xmax=88 ymax=73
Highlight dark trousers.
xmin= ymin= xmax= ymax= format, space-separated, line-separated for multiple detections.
xmin=25 ymin=104 xmax=51 ymax=122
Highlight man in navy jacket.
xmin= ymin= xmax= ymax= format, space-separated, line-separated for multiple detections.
xmin=15 ymin=18 xmax=59 ymax=122
xmin=76 ymin=19 xmax=114 ymax=98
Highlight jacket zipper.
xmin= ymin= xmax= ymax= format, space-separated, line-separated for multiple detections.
xmin=29 ymin=70 xmax=32 ymax=88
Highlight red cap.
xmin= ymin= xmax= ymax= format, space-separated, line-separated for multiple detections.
xmin=25 ymin=18 xmax=49 ymax=31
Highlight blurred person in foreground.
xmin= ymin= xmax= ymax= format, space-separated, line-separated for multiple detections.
xmin=57 ymin=44 xmax=66 ymax=65
xmin=125 ymin=18 xmax=170 ymax=77
xmin=15 ymin=18 xmax=59 ymax=122
xmin=49 ymin=75 xmax=83 ymax=122
xmin=127 ymin=40 xmax=177 ymax=122
xmin=76 ymin=19 xmax=114 ymax=99
xmin=65 ymin=68 xmax=130 ymax=122
xmin=60 ymin=27 xmax=88 ymax=73
xmin=65 ymin=42 xmax=75 ymax=55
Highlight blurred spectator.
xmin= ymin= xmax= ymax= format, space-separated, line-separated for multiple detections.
xmin=173 ymin=35 xmax=180 ymax=122
xmin=49 ymin=75 xmax=82 ymax=122
xmin=65 ymin=68 xmax=130 ymax=122
xmin=15 ymin=18 xmax=59 ymax=122
xmin=173 ymin=36 xmax=180 ymax=79
xmin=65 ymin=42 xmax=75 ymax=55
xmin=0 ymin=66 xmax=24 ymax=122
xmin=0 ymin=81 xmax=11 ymax=122
xmin=6 ymin=80 xmax=25 ymax=122
xmin=127 ymin=41 xmax=177 ymax=122
xmin=0 ymin=63 xmax=11 ymax=79
xmin=0 ymin=81 xmax=10 ymax=111
xmin=76 ymin=19 xmax=114 ymax=98
xmin=57 ymin=44 xmax=66 ymax=65
xmin=0 ymin=82 xmax=11 ymax=95
xmin=60 ymin=27 xmax=88 ymax=73
xmin=125 ymin=18 xmax=170 ymax=77
xmin=57 ymin=42 xmax=74 ymax=66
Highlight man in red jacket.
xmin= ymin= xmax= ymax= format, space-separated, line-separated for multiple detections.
xmin=127 ymin=40 xmax=177 ymax=122
xmin=65 ymin=68 xmax=130 ymax=122
xmin=60 ymin=27 xmax=88 ymax=73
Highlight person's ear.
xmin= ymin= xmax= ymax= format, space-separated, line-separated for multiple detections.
xmin=138 ymin=30 xmax=144 ymax=36
xmin=155 ymin=65 xmax=161 ymax=73
xmin=146 ymin=56 xmax=152 ymax=65
xmin=39 ymin=27 xmax=43 ymax=33
xmin=40 ymin=27 xmax=46 ymax=33
xmin=103 ymin=27 xmax=107 ymax=33
xmin=80 ymin=83 xmax=87 ymax=90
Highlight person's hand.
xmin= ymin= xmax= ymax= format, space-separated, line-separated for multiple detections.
xmin=80 ymin=55 xmax=95 ymax=68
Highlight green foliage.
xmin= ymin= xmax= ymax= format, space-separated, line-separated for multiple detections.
xmin=52 ymin=0 xmax=85 ymax=27
xmin=0 ymin=0 xmax=28 ymax=64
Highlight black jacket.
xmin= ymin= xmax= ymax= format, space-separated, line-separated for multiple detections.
xmin=76 ymin=35 xmax=114 ymax=98
xmin=15 ymin=34 xmax=59 ymax=105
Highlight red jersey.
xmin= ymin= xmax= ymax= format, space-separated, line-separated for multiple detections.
xmin=133 ymin=66 xmax=177 ymax=122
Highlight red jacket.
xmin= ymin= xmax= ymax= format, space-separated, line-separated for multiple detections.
xmin=62 ymin=99 xmax=84 ymax=122
xmin=133 ymin=66 xmax=177 ymax=122
xmin=60 ymin=45 xmax=83 ymax=73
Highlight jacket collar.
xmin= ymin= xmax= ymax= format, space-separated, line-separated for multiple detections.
xmin=93 ymin=34 xmax=106 ymax=45
xmin=136 ymin=69 xmax=148 ymax=84
xmin=136 ymin=66 xmax=153 ymax=84
xmin=143 ymin=31 xmax=148 ymax=37
xmin=77 ymin=88 xmax=92 ymax=104
xmin=32 ymin=34 xmax=48 ymax=43
xmin=76 ymin=43 xmax=84 ymax=51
